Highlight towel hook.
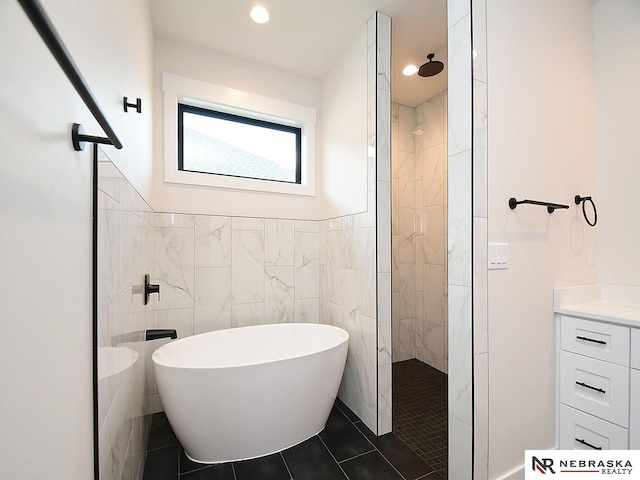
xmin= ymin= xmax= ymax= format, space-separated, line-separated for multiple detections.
xmin=574 ymin=195 xmax=597 ymax=227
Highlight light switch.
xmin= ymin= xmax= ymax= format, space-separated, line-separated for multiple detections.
xmin=488 ymin=243 xmax=508 ymax=270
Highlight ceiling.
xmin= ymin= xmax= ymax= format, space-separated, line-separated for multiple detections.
xmin=150 ymin=0 xmax=447 ymax=107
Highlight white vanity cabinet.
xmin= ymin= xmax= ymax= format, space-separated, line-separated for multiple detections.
xmin=558 ymin=315 xmax=638 ymax=450
xmin=631 ymin=329 xmax=640 ymax=449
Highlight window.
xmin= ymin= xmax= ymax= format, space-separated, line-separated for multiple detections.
xmin=163 ymin=73 xmax=316 ymax=196
xmin=178 ymin=104 xmax=302 ymax=184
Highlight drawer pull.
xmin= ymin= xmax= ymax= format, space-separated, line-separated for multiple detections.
xmin=576 ymin=335 xmax=606 ymax=345
xmin=576 ymin=381 xmax=606 ymax=394
xmin=575 ymin=438 xmax=602 ymax=450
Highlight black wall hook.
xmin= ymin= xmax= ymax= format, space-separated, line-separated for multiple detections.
xmin=575 ymin=195 xmax=597 ymax=226
xmin=124 ymin=97 xmax=142 ymax=113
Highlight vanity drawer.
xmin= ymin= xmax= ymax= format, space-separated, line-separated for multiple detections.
xmin=559 ymin=404 xmax=628 ymax=450
xmin=561 ymin=316 xmax=629 ymax=366
xmin=631 ymin=328 xmax=640 ymax=370
xmin=560 ymin=351 xmax=629 ymax=427
xmin=631 ymin=369 xmax=640 ymax=449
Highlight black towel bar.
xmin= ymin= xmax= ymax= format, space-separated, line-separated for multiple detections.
xmin=508 ymin=197 xmax=569 ymax=214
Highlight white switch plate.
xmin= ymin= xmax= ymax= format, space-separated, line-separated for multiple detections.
xmin=488 ymin=243 xmax=509 ymax=270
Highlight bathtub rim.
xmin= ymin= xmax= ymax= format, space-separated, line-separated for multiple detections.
xmin=152 ymin=322 xmax=349 ymax=371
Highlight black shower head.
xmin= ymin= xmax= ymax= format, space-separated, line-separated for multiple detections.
xmin=418 ymin=53 xmax=444 ymax=77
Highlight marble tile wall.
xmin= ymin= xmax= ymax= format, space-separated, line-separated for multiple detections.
xmin=97 ymin=151 xmax=155 ymax=480
xmin=376 ymin=11 xmax=393 ymax=436
xmin=472 ymin=0 xmax=489 ymax=477
xmin=145 ymin=214 xmax=321 ymax=412
xmin=392 ymin=103 xmax=417 ymax=363
xmin=447 ymin=0 xmax=474 ymax=478
xmin=391 ymin=92 xmax=449 ymax=373
xmin=319 ymin=14 xmax=391 ymax=432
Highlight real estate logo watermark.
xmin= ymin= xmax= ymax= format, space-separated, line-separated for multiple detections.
xmin=526 ymin=451 xmax=640 ymax=479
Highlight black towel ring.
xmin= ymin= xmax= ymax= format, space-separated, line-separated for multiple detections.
xmin=575 ymin=195 xmax=597 ymax=227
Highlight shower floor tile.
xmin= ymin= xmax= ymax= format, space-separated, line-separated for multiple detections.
xmin=392 ymin=359 xmax=448 ymax=478
xmin=142 ymin=400 xmax=435 ymax=480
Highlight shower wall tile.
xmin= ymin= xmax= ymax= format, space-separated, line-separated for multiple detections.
xmin=376 ymin=181 xmax=392 ymax=274
xmin=264 ymin=265 xmax=295 ymax=323
xmin=398 ymin=105 xmax=415 ymax=153
xmin=377 ymin=90 xmax=391 ymax=182
xmin=473 ymin=80 xmax=488 ymax=218
xmin=361 ymin=314 xmax=377 ymax=411
xmin=376 ymin=13 xmax=390 ymax=92
xmin=424 ymin=204 xmax=446 ymax=265
xmin=155 ymin=221 xmax=195 ymax=309
xmin=294 ymin=231 xmax=320 ymax=300
xmin=360 ymin=227 xmax=377 ymax=319
xmin=398 ymin=151 xmax=415 ymax=207
xmin=377 ymin=272 xmax=392 ymax=366
xmin=194 ymin=267 xmax=231 ymax=334
xmin=154 ymin=212 xmax=194 ymax=228
xmin=448 ymin=0 xmax=471 ymax=29
xmin=448 ymin=284 xmax=472 ymax=426
xmin=195 ymin=216 xmax=231 ymax=267
xmin=295 ymin=298 xmax=319 ymax=323
xmin=448 ymin=149 xmax=472 ymax=288
xmin=448 ymin=15 xmax=473 ymax=156
xmin=472 ymin=0 xmax=487 ymax=83
xmin=423 ymin=143 xmax=446 ymax=206
xmin=473 ymin=217 xmax=488 ymax=354
xmin=294 ymin=219 xmax=319 ymax=232
xmin=474 ymin=352 xmax=489 ymax=480
xmin=378 ymin=363 xmax=392 ymax=434
xmin=423 ymin=92 xmax=446 ymax=149
xmin=449 ymin=415 xmax=473 ymax=480
xmin=231 ymin=229 xmax=265 ymax=304
xmin=265 ymin=219 xmax=294 ymax=266
xmin=231 ymin=302 xmax=265 ymax=328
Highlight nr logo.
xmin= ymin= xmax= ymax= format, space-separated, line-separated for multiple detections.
xmin=533 ymin=457 xmax=556 ymax=474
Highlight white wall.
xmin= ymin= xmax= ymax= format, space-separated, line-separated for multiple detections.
xmin=595 ymin=0 xmax=640 ymax=288
xmin=0 ymin=0 xmax=154 ymax=478
xmin=152 ymin=38 xmax=323 ymax=219
xmin=486 ymin=0 xmax=598 ymax=477
xmin=320 ymin=25 xmax=368 ymax=220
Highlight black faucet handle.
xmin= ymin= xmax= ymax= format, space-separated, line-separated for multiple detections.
xmin=144 ymin=274 xmax=161 ymax=305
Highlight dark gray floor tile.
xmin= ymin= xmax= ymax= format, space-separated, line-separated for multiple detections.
xmin=179 ymin=448 xmax=210 ymax=475
xmin=143 ymin=444 xmax=179 ymax=480
xmin=180 ymin=463 xmax=234 ymax=479
xmin=334 ymin=398 xmax=360 ymax=424
xmin=319 ymin=407 xmax=373 ymax=462
xmin=147 ymin=413 xmax=179 ymax=451
xmin=234 ymin=453 xmax=290 ymax=480
xmin=340 ymin=451 xmax=403 ymax=480
xmin=282 ymin=436 xmax=347 ymax=480
xmin=354 ymin=423 xmax=435 ymax=480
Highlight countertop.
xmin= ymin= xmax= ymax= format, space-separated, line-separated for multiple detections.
xmin=554 ymin=284 xmax=640 ymax=327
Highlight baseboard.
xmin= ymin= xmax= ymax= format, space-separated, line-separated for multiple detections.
xmin=495 ymin=465 xmax=524 ymax=480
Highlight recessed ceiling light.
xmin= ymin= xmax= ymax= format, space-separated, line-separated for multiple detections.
xmin=402 ymin=64 xmax=418 ymax=76
xmin=250 ymin=5 xmax=271 ymax=24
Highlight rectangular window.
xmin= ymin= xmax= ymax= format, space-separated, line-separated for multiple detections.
xmin=178 ymin=103 xmax=302 ymax=184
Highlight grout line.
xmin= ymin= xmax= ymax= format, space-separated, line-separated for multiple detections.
xmin=231 ymin=462 xmax=237 ymax=480
xmin=280 ymin=451 xmax=294 ymax=480
xmin=337 ymin=448 xmax=376 ymax=464
xmin=316 ymin=435 xmax=350 ymax=479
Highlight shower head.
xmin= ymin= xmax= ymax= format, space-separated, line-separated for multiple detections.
xmin=418 ymin=53 xmax=444 ymax=77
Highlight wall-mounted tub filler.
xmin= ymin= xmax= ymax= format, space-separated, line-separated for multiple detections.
xmin=144 ymin=274 xmax=160 ymax=305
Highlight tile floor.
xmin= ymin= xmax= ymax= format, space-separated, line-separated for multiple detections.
xmin=142 ymin=398 xmax=443 ymax=480
xmin=392 ymin=360 xmax=448 ymax=478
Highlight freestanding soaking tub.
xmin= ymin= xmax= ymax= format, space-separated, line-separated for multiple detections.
xmin=152 ymin=323 xmax=349 ymax=463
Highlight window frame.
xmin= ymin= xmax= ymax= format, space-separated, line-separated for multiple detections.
xmin=163 ymin=73 xmax=316 ymax=196
xmin=177 ymin=103 xmax=302 ymax=184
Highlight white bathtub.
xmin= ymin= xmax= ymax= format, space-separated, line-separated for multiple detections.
xmin=152 ymin=323 xmax=349 ymax=463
